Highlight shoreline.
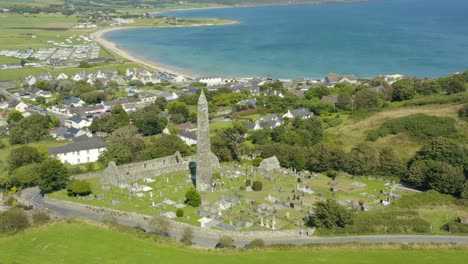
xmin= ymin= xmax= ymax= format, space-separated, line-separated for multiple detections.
xmin=90 ymin=27 xmax=197 ymax=78
xmin=90 ymin=21 xmax=240 ymax=79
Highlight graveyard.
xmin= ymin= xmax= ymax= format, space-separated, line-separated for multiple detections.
xmin=49 ymin=160 xmax=410 ymax=231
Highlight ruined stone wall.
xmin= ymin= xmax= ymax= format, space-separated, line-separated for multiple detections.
xmin=72 ymin=153 xmax=196 ymax=182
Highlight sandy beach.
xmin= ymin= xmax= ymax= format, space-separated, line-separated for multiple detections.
xmin=90 ymin=27 xmax=195 ymax=78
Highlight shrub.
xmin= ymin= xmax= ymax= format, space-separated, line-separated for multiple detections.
xmin=252 ymin=181 xmax=263 ymax=191
xmin=443 ymin=222 xmax=468 ymax=233
xmin=250 ymin=238 xmax=265 ymax=248
xmin=32 ymin=210 xmax=50 ymax=225
xmin=184 ymin=187 xmax=201 ymax=207
xmin=458 ymin=104 xmax=468 ymax=122
xmin=252 ymin=157 xmax=263 ymax=167
xmin=246 ymin=179 xmax=252 ymax=187
xmin=181 ymin=227 xmax=194 ymax=245
xmin=176 ymin=209 xmax=184 ymax=217
xmin=0 ymin=208 xmax=30 ymax=234
xmin=102 ymin=212 xmax=117 ymax=224
xmin=366 ymin=114 xmax=457 ymax=142
xmin=149 ymin=216 xmax=171 ymax=236
xmin=218 ymin=235 xmax=234 ymax=248
xmin=66 ymin=179 xmax=92 ymax=197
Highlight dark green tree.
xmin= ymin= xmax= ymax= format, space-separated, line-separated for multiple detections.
xmin=184 ymin=187 xmax=201 ymax=207
xmin=391 ymin=79 xmax=416 ymax=101
xmin=305 ymin=85 xmax=331 ymax=99
xmin=354 ymin=89 xmax=381 ymax=110
xmin=7 ymin=110 xmax=24 ymax=123
xmin=346 ymin=144 xmax=379 ymax=175
xmin=36 ymin=159 xmax=69 ymax=193
xmin=309 ymin=199 xmax=354 ymax=229
xmin=67 ymin=179 xmax=92 ymax=196
xmin=378 ymin=147 xmax=406 ymax=177
xmin=9 ymin=145 xmax=45 ymax=170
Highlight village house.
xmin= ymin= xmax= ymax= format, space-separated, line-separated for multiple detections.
xmin=64 ymin=96 xmax=85 ymax=108
xmin=65 ymin=115 xmax=92 ymax=129
xmin=56 ymin=72 xmax=69 ymax=80
xmin=71 ymin=71 xmax=91 ymax=82
xmin=8 ymin=100 xmax=28 ymax=113
xmin=49 ymin=127 xmax=88 ymax=141
xmin=283 ymin=107 xmax=312 ymax=119
xmin=177 ymin=129 xmax=197 ymax=146
xmin=324 ymin=73 xmax=358 ymax=87
xmin=321 ymin=95 xmax=339 ymax=106
xmin=49 ymin=105 xmax=72 ymax=116
xmin=47 ymin=134 xmax=107 ymax=165
xmin=23 ymin=75 xmax=37 ymax=87
xmin=237 ymin=98 xmax=257 ymax=108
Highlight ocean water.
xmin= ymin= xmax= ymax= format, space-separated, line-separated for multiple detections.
xmin=104 ymin=0 xmax=468 ymax=78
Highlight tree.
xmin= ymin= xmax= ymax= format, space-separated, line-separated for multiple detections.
xmin=391 ymin=79 xmax=416 ymax=101
xmin=438 ymin=76 xmax=465 ymax=95
xmin=9 ymin=145 xmax=44 ymax=170
xmin=184 ymin=187 xmax=201 ymax=207
xmin=35 ymin=96 xmax=46 ymax=105
xmin=305 ymin=85 xmax=330 ymax=99
xmin=308 ymin=144 xmax=346 ymax=172
xmin=9 ymin=163 xmax=40 ymax=187
xmin=35 ymin=159 xmax=69 ymax=193
xmin=309 ymin=199 xmax=354 ymax=229
xmin=336 ymin=92 xmax=353 ymax=111
xmin=346 ymin=144 xmax=379 ymax=175
xmin=411 ymin=137 xmax=466 ymax=168
xmin=148 ymin=216 xmax=171 ymax=236
xmin=80 ymin=91 xmax=107 ymax=104
xmin=168 ymin=101 xmax=189 ymax=124
xmin=378 ymin=147 xmax=406 ymax=177
xmin=9 ymin=114 xmax=52 ymax=144
xmin=221 ymin=123 xmax=247 ymax=161
xmin=7 ymin=110 xmax=24 ymax=124
xmin=414 ymin=80 xmax=440 ymax=95
xmin=142 ymin=134 xmax=191 ymax=160
xmin=131 ymin=108 xmax=167 ymax=136
xmin=354 ymin=89 xmax=381 ymax=110
xmin=98 ymin=143 xmax=133 ymax=165
xmin=426 ymin=162 xmax=464 ymax=196
xmin=66 ymin=179 xmax=92 ymax=196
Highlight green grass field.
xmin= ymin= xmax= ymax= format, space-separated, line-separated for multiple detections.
xmin=0 ymin=221 xmax=466 ymax=264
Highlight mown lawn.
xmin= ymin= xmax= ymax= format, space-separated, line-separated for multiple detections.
xmin=0 ymin=221 xmax=466 ymax=264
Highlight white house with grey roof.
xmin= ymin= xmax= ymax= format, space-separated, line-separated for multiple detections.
xmin=283 ymin=107 xmax=312 ymax=119
xmin=47 ymin=134 xmax=106 ymax=165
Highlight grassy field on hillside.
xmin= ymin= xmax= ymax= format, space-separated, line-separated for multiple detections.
xmin=324 ymin=103 xmax=467 ymax=160
xmin=0 ymin=221 xmax=466 ymax=264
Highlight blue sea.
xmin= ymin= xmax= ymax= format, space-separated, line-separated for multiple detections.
xmin=104 ymin=0 xmax=468 ymax=78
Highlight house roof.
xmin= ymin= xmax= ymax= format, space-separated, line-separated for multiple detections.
xmin=47 ymin=135 xmax=106 ymax=155
xmin=178 ymin=129 xmax=197 ymax=141
xmin=288 ymin=107 xmax=311 ymax=118
xmin=69 ymin=115 xmax=85 ymax=123
xmin=321 ymin=95 xmax=339 ymax=104
xmin=64 ymin=97 xmax=82 ymax=106
xmin=237 ymin=98 xmax=257 ymax=106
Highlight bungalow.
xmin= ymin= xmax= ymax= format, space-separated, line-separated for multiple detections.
xmin=178 ymin=129 xmax=197 ymax=146
xmin=8 ymin=100 xmax=28 ymax=113
xmin=49 ymin=104 xmax=72 ymax=116
xmin=152 ymin=91 xmax=178 ymax=102
xmin=49 ymin=126 xmax=88 ymax=141
xmin=283 ymin=107 xmax=312 ymax=119
xmin=47 ymin=134 xmax=107 ymax=165
xmin=247 ymin=114 xmax=284 ymax=131
xmin=138 ymin=92 xmax=158 ymax=103
xmin=37 ymin=72 xmax=53 ymax=82
xmin=71 ymin=71 xmax=91 ymax=82
xmin=325 ymin=73 xmax=358 ymax=87
xmin=237 ymin=98 xmax=257 ymax=108
xmin=65 ymin=115 xmax=92 ymax=129
xmin=56 ymin=72 xmax=69 ymax=80
xmin=64 ymin=96 xmax=85 ymax=108
xmin=23 ymin=75 xmax=37 ymax=87
xmin=381 ymin=74 xmax=405 ymax=85
xmin=321 ymin=95 xmax=339 ymax=106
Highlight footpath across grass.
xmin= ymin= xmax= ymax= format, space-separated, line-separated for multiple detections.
xmin=0 ymin=220 xmax=467 ymax=264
